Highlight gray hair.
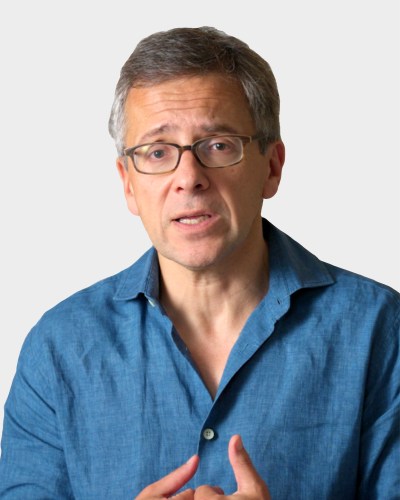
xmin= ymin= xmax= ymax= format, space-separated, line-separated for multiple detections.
xmin=108 ymin=26 xmax=281 ymax=156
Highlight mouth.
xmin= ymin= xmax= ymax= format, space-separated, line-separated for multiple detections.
xmin=175 ymin=214 xmax=211 ymax=225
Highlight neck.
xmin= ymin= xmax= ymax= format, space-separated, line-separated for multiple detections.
xmin=158 ymin=222 xmax=269 ymax=340
xmin=157 ymin=219 xmax=269 ymax=398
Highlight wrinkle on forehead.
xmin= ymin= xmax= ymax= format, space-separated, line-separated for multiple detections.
xmin=138 ymin=99 xmax=222 ymax=122
xmin=128 ymin=90 xmax=238 ymax=115
xmin=138 ymin=122 xmax=240 ymax=144
xmin=124 ymin=75 xmax=254 ymax=145
xmin=141 ymin=93 xmax=224 ymax=105
xmin=126 ymin=74 xmax=244 ymax=111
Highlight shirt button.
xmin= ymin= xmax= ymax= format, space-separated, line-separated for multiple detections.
xmin=147 ymin=298 xmax=156 ymax=307
xmin=203 ymin=428 xmax=215 ymax=440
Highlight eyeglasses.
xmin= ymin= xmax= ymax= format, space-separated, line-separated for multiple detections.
xmin=123 ymin=134 xmax=264 ymax=175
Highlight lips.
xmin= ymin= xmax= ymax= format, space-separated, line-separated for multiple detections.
xmin=176 ymin=215 xmax=211 ymax=225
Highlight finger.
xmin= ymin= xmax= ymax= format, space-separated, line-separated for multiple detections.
xmin=136 ymin=455 xmax=199 ymax=499
xmin=171 ymin=488 xmax=195 ymax=499
xmin=194 ymin=484 xmax=225 ymax=498
xmin=228 ymin=435 xmax=270 ymax=497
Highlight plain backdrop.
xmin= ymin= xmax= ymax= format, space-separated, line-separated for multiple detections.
xmin=0 ymin=1 xmax=399 ymax=433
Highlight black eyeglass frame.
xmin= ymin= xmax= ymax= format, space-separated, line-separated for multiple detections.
xmin=123 ymin=133 xmax=265 ymax=175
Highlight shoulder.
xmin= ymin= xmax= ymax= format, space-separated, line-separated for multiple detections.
xmin=40 ymin=265 xmax=129 ymax=327
xmin=268 ymin=220 xmax=400 ymax=344
xmin=19 ymin=249 xmax=156 ymax=366
xmin=299 ymin=262 xmax=400 ymax=355
xmin=324 ymin=262 xmax=400 ymax=315
xmin=266 ymin=220 xmax=400 ymax=320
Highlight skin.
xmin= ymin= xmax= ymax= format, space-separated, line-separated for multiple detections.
xmin=117 ymin=75 xmax=285 ymax=396
xmin=117 ymin=75 xmax=284 ymax=275
xmin=135 ymin=435 xmax=271 ymax=500
xmin=117 ymin=74 xmax=284 ymax=498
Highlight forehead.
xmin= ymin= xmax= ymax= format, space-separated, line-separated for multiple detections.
xmin=123 ymin=74 xmax=255 ymax=143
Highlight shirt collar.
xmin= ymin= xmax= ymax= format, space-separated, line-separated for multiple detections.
xmin=264 ymin=219 xmax=334 ymax=300
xmin=113 ymin=218 xmax=334 ymax=302
xmin=113 ymin=247 xmax=160 ymax=301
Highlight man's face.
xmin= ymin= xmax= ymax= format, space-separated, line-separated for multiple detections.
xmin=117 ymin=74 xmax=284 ymax=272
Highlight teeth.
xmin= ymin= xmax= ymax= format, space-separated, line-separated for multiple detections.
xmin=178 ymin=215 xmax=209 ymax=225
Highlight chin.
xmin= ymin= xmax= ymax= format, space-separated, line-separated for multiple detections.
xmin=160 ymin=243 xmax=233 ymax=272
xmin=169 ymin=255 xmax=218 ymax=271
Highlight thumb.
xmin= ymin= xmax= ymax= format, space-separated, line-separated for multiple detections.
xmin=136 ymin=455 xmax=199 ymax=499
xmin=228 ymin=435 xmax=270 ymax=498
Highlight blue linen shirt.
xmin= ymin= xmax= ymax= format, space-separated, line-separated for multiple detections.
xmin=0 ymin=220 xmax=399 ymax=499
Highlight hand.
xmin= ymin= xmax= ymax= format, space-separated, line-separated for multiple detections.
xmin=194 ymin=435 xmax=271 ymax=499
xmin=135 ymin=455 xmax=199 ymax=499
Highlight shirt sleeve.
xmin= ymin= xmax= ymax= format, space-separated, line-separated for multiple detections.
xmin=357 ymin=301 xmax=400 ymax=499
xmin=0 ymin=325 xmax=74 ymax=498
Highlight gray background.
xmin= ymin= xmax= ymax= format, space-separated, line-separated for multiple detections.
xmin=0 ymin=1 xmax=399 ymax=432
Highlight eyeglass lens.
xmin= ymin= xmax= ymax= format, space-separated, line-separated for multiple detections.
xmin=132 ymin=136 xmax=245 ymax=173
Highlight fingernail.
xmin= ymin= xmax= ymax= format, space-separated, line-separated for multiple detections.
xmin=186 ymin=454 xmax=197 ymax=465
xmin=235 ymin=435 xmax=244 ymax=451
xmin=211 ymin=486 xmax=225 ymax=494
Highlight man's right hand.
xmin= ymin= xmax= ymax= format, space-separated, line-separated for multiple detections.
xmin=135 ymin=455 xmax=199 ymax=499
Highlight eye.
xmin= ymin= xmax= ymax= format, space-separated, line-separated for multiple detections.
xmin=149 ymin=148 xmax=166 ymax=160
xmin=210 ymin=141 xmax=229 ymax=151
xmin=204 ymin=136 xmax=241 ymax=154
xmin=209 ymin=139 xmax=232 ymax=151
xmin=135 ymin=143 xmax=174 ymax=162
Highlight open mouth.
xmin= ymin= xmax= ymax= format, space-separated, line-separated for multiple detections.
xmin=175 ymin=215 xmax=211 ymax=225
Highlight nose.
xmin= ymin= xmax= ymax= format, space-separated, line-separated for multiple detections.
xmin=172 ymin=148 xmax=210 ymax=193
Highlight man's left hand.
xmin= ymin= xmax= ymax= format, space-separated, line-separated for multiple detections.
xmin=194 ymin=435 xmax=271 ymax=499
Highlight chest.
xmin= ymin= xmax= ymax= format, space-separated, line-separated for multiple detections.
xmin=55 ymin=313 xmax=368 ymax=499
xmin=181 ymin=331 xmax=238 ymax=399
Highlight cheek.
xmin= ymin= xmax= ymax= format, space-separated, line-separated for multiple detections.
xmin=236 ymin=167 xmax=267 ymax=202
xmin=218 ymin=175 xmax=263 ymax=221
xmin=133 ymin=182 xmax=168 ymax=227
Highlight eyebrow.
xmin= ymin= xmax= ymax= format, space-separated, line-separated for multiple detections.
xmin=138 ymin=123 xmax=241 ymax=144
xmin=139 ymin=125 xmax=176 ymax=143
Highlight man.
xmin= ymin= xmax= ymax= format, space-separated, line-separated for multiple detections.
xmin=0 ymin=26 xmax=398 ymax=499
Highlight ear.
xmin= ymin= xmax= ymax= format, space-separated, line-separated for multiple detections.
xmin=116 ymin=157 xmax=139 ymax=215
xmin=262 ymin=141 xmax=285 ymax=199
